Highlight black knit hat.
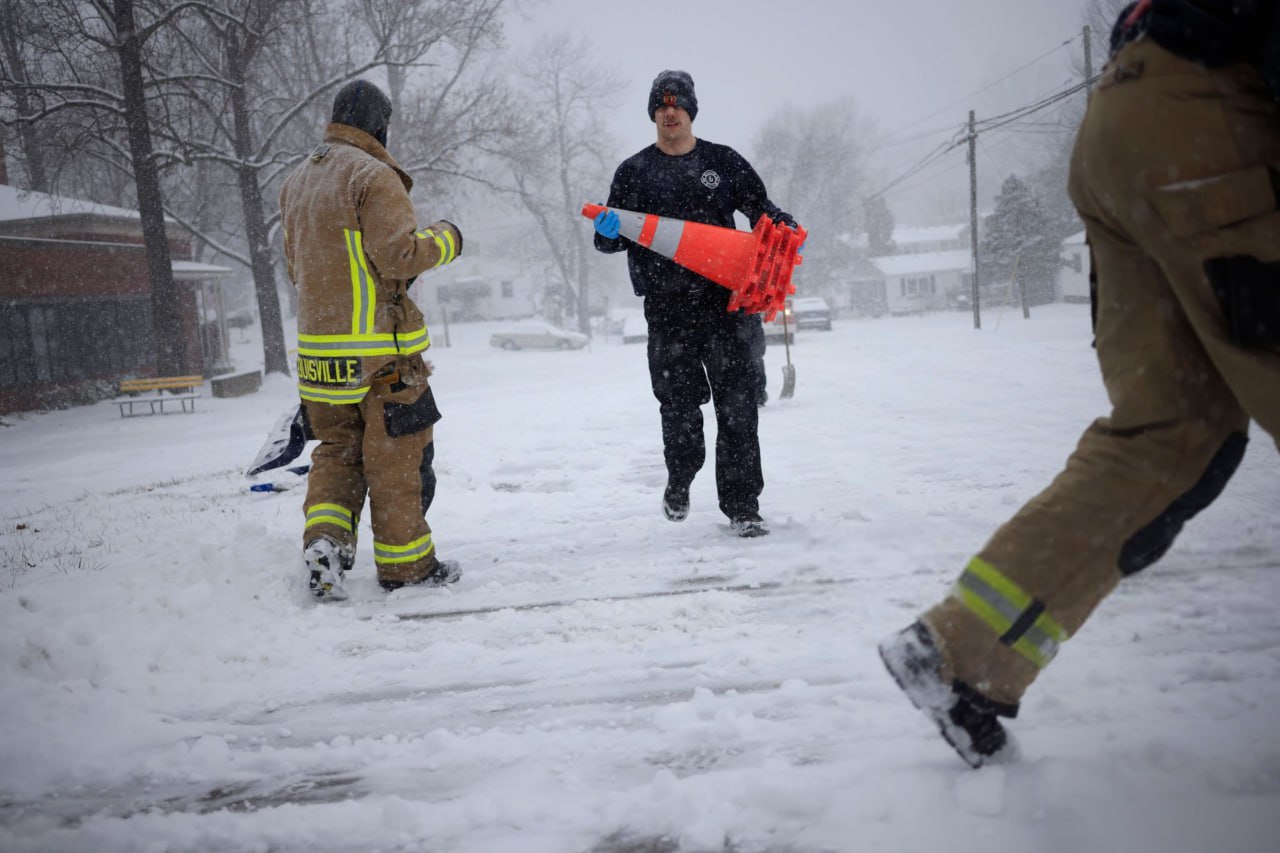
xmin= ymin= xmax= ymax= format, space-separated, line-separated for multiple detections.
xmin=648 ymin=70 xmax=697 ymax=122
xmin=331 ymin=79 xmax=393 ymax=147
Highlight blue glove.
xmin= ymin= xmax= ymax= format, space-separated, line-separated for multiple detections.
xmin=594 ymin=209 xmax=620 ymax=239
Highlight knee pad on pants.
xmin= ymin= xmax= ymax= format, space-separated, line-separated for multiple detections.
xmin=1118 ymin=431 xmax=1248 ymax=575
xmin=1206 ymin=256 xmax=1280 ymax=347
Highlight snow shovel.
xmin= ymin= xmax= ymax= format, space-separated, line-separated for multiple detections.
xmin=779 ymin=310 xmax=796 ymax=399
xmin=246 ymin=404 xmax=314 ymax=476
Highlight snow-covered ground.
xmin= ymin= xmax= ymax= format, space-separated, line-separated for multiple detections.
xmin=2 ymin=304 xmax=1277 ymax=853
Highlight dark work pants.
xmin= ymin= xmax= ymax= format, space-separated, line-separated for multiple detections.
xmin=644 ymin=288 xmax=764 ymax=519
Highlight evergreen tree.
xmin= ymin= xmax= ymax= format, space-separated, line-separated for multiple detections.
xmin=863 ymin=195 xmax=896 ymax=256
xmin=980 ymin=174 xmax=1061 ymax=307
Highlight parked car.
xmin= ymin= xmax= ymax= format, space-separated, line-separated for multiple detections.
xmin=791 ymin=296 xmax=833 ymax=331
xmin=490 ymin=321 xmax=589 ymax=351
xmin=762 ymin=300 xmax=796 ymax=344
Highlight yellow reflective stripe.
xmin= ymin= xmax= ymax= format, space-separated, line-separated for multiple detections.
xmin=955 ymin=584 xmax=1013 ymax=641
xmin=430 ymin=231 xmax=449 ymax=266
xmin=344 ymin=228 xmax=375 ymax=335
xmin=373 ymin=533 xmax=434 ymax=565
xmin=953 ymin=557 xmax=1068 ymax=669
xmin=298 ymin=382 xmax=370 ymax=404
xmin=305 ymin=503 xmax=354 ymax=533
xmin=297 ymin=328 xmax=430 ymax=357
xmin=966 ymin=556 xmax=1031 ymax=611
xmin=415 ymin=228 xmax=457 ymax=268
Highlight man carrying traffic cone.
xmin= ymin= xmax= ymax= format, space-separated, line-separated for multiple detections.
xmin=593 ymin=70 xmax=799 ymax=537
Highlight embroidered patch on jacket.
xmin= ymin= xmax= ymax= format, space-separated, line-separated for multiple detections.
xmin=297 ymin=355 xmax=363 ymax=386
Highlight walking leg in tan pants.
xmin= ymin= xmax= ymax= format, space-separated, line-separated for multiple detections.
xmin=883 ymin=40 xmax=1280 ymax=765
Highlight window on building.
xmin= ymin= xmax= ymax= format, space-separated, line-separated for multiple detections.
xmin=902 ymin=276 xmax=935 ymax=297
xmin=1 ymin=296 xmax=154 ymax=391
xmin=501 ymin=280 xmax=514 ymax=299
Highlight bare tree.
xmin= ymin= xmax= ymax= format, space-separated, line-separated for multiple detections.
xmin=752 ymin=97 xmax=878 ymax=303
xmin=499 ymin=32 xmax=622 ymax=333
xmin=156 ymin=0 xmax=514 ymax=375
xmin=0 ymin=1 xmax=54 ymax=191
xmin=155 ymin=0 xmax=301 ymax=375
xmin=0 ymin=0 xmax=204 ymax=374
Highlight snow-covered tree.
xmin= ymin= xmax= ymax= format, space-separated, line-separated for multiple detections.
xmin=863 ymin=194 xmax=896 ymax=257
xmin=981 ymin=173 xmax=1061 ymax=307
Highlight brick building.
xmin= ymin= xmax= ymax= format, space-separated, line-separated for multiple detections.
xmin=0 ymin=183 xmax=234 ymax=414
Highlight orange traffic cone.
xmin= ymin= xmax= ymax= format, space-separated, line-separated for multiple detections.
xmin=582 ymin=203 xmax=805 ymax=320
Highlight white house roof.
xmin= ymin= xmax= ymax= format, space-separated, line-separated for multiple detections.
xmin=871 ymin=249 xmax=973 ymax=277
xmin=1064 ymin=229 xmax=1087 ymax=245
xmin=893 ymin=223 xmax=967 ymax=245
xmin=0 ymin=183 xmax=171 ymax=224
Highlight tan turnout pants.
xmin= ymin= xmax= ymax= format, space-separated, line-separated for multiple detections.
xmin=925 ymin=39 xmax=1280 ymax=707
xmin=303 ymin=366 xmax=440 ymax=586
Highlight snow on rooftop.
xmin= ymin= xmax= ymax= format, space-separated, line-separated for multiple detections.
xmin=892 ymin=223 xmax=967 ymax=244
xmin=871 ymin=249 xmax=973 ymax=276
xmin=0 ymin=183 xmax=149 ymax=224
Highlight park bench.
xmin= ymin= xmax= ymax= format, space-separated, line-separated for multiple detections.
xmin=115 ymin=375 xmax=203 ymax=417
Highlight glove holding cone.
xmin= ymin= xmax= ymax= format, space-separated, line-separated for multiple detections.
xmin=593 ymin=210 xmax=621 ymax=239
xmin=581 ymin=203 xmax=804 ymax=320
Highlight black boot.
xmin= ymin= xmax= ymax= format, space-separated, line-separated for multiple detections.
xmin=730 ymin=513 xmax=769 ymax=538
xmin=662 ymin=481 xmax=690 ymax=522
xmin=379 ymin=557 xmax=461 ymax=592
xmin=878 ymin=621 xmax=1018 ymax=767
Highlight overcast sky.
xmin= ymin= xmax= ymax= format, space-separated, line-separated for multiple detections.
xmin=511 ymin=0 xmax=1101 ymax=222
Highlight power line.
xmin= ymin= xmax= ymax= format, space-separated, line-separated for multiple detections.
xmin=870 ymin=68 xmax=1099 ymax=202
xmin=880 ymin=33 xmax=1081 ymax=144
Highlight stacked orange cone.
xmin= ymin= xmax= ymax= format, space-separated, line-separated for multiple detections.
xmin=582 ymin=203 xmax=805 ymax=321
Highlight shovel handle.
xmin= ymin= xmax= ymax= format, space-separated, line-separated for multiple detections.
xmin=782 ymin=309 xmax=792 ymax=366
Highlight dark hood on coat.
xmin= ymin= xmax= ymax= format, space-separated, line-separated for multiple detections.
xmin=331 ymin=79 xmax=393 ymax=148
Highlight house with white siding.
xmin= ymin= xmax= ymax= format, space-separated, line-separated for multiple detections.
xmin=1057 ymin=230 xmax=1090 ymax=303
xmin=871 ymin=249 xmax=974 ymax=315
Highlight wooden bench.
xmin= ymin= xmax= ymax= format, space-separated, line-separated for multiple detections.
xmin=115 ymin=375 xmax=203 ymax=417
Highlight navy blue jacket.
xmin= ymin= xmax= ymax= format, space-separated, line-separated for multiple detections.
xmin=594 ymin=140 xmax=790 ymax=298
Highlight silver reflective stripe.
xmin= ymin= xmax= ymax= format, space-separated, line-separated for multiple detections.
xmin=1020 ymin=623 xmax=1061 ymax=660
xmin=954 ymin=560 xmax=1066 ymax=668
xmin=615 ymin=210 xmax=648 ymax=242
xmin=374 ymin=534 xmax=434 ymax=564
xmin=344 ymin=229 xmax=374 ymax=335
xmin=957 ymin=569 xmax=1022 ymax=626
xmin=648 ymin=217 xmax=685 ymax=258
xmin=305 ymin=505 xmax=354 ymax=532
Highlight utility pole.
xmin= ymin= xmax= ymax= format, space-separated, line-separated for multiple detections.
xmin=1083 ymin=26 xmax=1094 ymax=89
xmin=968 ymin=109 xmax=981 ymax=330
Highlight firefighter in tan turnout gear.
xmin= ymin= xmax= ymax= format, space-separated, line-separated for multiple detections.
xmin=279 ymin=79 xmax=463 ymax=599
xmin=880 ymin=0 xmax=1280 ymax=766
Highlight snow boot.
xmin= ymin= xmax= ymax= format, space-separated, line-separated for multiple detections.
xmin=304 ymin=537 xmax=351 ymax=602
xmin=878 ymin=621 xmax=1018 ymax=768
xmin=378 ymin=557 xmax=461 ymax=592
xmin=662 ymin=481 xmax=690 ymax=522
xmin=730 ymin=513 xmax=769 ymax=538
